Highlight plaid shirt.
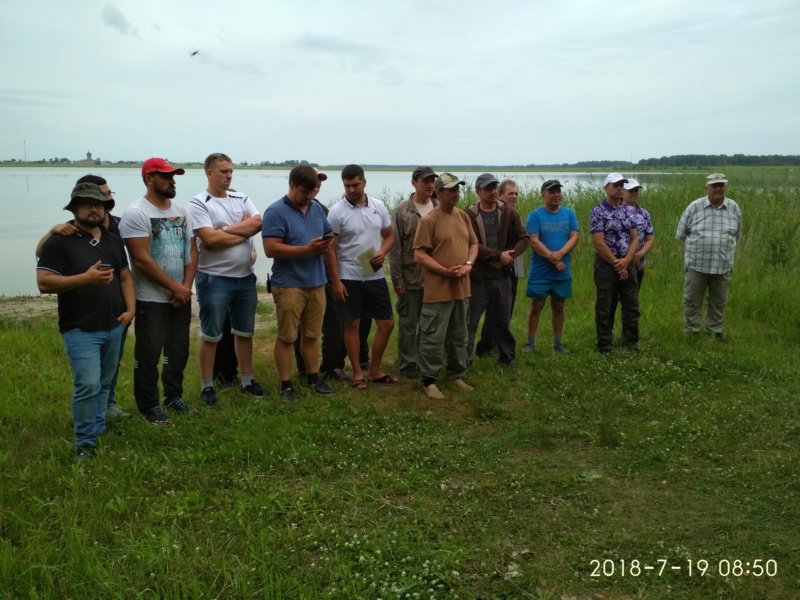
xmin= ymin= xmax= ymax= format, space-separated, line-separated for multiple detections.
xmin=676 ymin=196 xmax=742 ymax=274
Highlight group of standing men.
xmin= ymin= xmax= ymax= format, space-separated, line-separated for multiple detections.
xmin=36 ymin=159 xmax=742 ymax=462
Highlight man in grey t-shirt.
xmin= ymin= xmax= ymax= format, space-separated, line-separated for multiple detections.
xmin=119 ymin=157 xmax=198 ymax=425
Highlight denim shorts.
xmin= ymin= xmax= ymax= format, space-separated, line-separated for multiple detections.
xmin=196 ymin=272 xmax=258 ymax=341
xmin=526 ymin=278 xmax=572 ymax=300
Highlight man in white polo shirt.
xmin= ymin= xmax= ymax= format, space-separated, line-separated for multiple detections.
xmin=325 ymin=164 xmax=396 ymax=390
xmin=188 ymin=152 xmax=265 ymax=406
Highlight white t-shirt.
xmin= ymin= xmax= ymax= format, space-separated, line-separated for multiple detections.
xmin=188 ymin=191 xmax=259 ymax=277
xmin=328 ymin=195 xmax=391 ymax=281
xmin=119 ymin=197 xmax=193 ymax=303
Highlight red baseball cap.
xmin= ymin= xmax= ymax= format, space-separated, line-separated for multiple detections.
xmin=141 ymin=157 xmax=186 ymax=177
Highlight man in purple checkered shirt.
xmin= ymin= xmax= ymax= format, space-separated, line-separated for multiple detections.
xmin=676 ymin=173 xmax=742 ymax=340
xmin=589 ymin=173 xmax=640 ymax=353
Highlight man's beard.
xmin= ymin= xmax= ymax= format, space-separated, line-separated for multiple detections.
xmin=75 ymin=213 xmax=103 ymax=228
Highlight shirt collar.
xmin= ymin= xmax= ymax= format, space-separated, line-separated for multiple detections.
xmin=702 ymin=196 xmax=729 ymax=209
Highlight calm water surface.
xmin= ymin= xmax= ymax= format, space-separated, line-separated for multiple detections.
xmin=2 ymin=167 xmax=666 ymax=296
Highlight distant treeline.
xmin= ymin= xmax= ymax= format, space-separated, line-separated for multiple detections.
xmin=528 ymin=154 xmax=800 ymax=169
xmin=3 ymin=155 xmax=799 ymax=168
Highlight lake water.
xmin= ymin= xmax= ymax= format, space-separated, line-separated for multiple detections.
xmin=3 ymin=167 xmax=659 ymax=296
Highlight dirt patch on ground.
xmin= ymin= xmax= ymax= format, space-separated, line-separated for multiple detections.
xmin=0 ymin=295 xmax=59 ymax=320
xmin=0 ymin=292 xmax=275 ymax=335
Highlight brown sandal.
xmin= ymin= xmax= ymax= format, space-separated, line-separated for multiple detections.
xmin=351 ymin=378 xmax=368 ymax=390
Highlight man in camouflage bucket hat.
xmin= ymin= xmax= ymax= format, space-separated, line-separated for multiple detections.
xmin=37 ymin=182 xmax=136 ymax=463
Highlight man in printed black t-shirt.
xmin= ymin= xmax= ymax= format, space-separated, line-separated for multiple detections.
xmin=37 ymin=183 xmax=136 ymax=463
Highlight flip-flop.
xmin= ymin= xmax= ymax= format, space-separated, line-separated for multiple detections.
xmin=351 ymin=378 xmax=368 ymax=390
xmin=368 ymin=374 xmax=399 ymax=384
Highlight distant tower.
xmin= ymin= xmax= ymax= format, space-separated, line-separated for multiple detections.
xmin=86 ymin=151 xmax=92 ymax=161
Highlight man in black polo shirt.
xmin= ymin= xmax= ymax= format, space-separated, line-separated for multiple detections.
xmin=37 ymin=183 xmax=136 ymax=463
xmin=35 ymin=174 xmax=133 ymax=419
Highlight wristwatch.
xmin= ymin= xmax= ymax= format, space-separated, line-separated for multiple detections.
xmin=465 ymin=261 xmax=473 ymax=266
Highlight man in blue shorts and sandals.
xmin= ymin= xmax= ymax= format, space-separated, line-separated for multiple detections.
xmin=262 ymin=165 xmax=337 ymax=403
xmin=189 ymin=153 xmax=266 ymax=405
xmin=524 ymin=180 xmax=580 ymax=354
xmin=325 ymin=164 xmax=396 ymax=389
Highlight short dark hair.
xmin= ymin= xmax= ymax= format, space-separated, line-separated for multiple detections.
xmin=76 ymin=174 xmax=107 ymax=186
xmin=498 ymin=179 xmax=517 ymax=195
xmin=289 ymin=164 xmax=319 ymax=190
xmin=341 ymin=164 xmax=365 ymax=181
xmin=204 ymin=152 xmax=232 ymax=171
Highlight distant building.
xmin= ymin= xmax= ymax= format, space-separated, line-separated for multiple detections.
xmin=74 ymin=151 xmax=101 ymax=165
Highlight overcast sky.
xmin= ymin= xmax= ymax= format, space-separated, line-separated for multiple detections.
xmin=1 ymin=0 xmax=798 ymax=166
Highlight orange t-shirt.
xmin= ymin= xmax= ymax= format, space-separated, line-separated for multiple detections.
xmin=413 ymin=208 xmax=477 ymax=302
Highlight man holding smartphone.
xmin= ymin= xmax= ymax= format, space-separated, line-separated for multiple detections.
xmin=262 ymin=165 xmax=336 ymax=403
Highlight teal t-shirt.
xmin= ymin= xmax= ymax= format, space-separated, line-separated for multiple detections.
xmin=525 ymin=206 xmax=579 ymax=281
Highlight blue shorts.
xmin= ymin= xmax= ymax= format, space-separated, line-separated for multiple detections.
xmin=335 ymin=279 xmax=394 ymax=322
xmin=526 ymin=278 xmax=572 ymax=300
xmin=196 ymin=272 xmax=258 ymax=341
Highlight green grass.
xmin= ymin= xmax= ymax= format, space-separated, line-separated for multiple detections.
xmin=1 ymin=174 xmax=799 ymax=598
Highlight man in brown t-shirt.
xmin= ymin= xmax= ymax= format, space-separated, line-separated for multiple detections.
xmin=413 ymin=173 xmax=478 ymax=400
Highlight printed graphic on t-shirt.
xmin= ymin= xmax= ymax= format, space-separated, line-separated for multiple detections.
xmin=150 ymin=217 xmax=188 ymax=282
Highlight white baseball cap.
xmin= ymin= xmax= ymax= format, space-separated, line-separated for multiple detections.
xmin=602 ymin=173 xmax=628 ymax=186
xmin=624 ymin=178 xmax=642 ymax=190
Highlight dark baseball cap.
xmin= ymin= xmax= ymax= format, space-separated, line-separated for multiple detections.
xmin=541 ymin=180 xmax=563 ymax=192
xmin=475 ymin=173 xmax=499 ymax=189
xmin=412 ymin=166 xmax=437 ymax=181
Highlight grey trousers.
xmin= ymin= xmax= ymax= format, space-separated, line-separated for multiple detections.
xmin=683 ymin=268 xmax=732 ymax=333
xmin=418 ymin=299 xmax=470 ymax=382
xmin=395 ymin=288 xmax=424 ymax=375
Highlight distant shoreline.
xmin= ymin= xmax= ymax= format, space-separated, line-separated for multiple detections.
xmin=2 ymin=163 xmax=797 ymax=174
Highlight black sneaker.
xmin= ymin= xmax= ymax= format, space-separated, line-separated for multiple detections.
xmin=324 ymin=368 xmax=351 ymax=382
xmin=280 ymin=387 xmax=299 ymax=404
xmin=72 ymin=445 xmax=95 ymax=463
xmin=201 ymin=387 xmax=218 ymax=406
xmin=312 ymin=380 xmax=336 ymax=395
xmin=240 ymin=380 xmax=266 ymax=397
xmin=165 ymin=397 xmax=199 ymax=415
xmin=143 ymin=405 xmax=174 ymax=426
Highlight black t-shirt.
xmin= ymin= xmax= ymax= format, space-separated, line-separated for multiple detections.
xmin=479 ymin=208 xmax=503 ymax=280
xmin=37 ymin=228 xmax=129 ymax=333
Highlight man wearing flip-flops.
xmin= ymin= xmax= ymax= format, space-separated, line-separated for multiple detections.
xmin=326 ymin=164 xmax=397 ymax=390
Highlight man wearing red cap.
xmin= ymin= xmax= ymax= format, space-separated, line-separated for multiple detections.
xmin=119 ymin=158 xmax=198 ymax=426
xmin=189 ymin=153 xmax=266 ymax=405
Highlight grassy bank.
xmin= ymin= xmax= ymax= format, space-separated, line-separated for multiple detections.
xmin=1 ymin=176 xmax=798 ymax=598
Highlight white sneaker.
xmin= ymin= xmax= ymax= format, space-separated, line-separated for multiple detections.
xmin=423 ymin=383 xmax=445 ymax=400
xmin=452 ymin=378 xmax=474 ymax=391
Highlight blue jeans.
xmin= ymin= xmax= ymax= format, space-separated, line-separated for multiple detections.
xmin=196 ymin=272 xmax=258 ymax=341
xmin=62 ymin=325 xmax=124 ymax=447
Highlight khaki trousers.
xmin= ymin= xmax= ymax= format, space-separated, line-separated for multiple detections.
xmin=683 ymin=268 xmax=732 ymax=333
xmin=418 ymin=299 xmax=470 ymax=382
